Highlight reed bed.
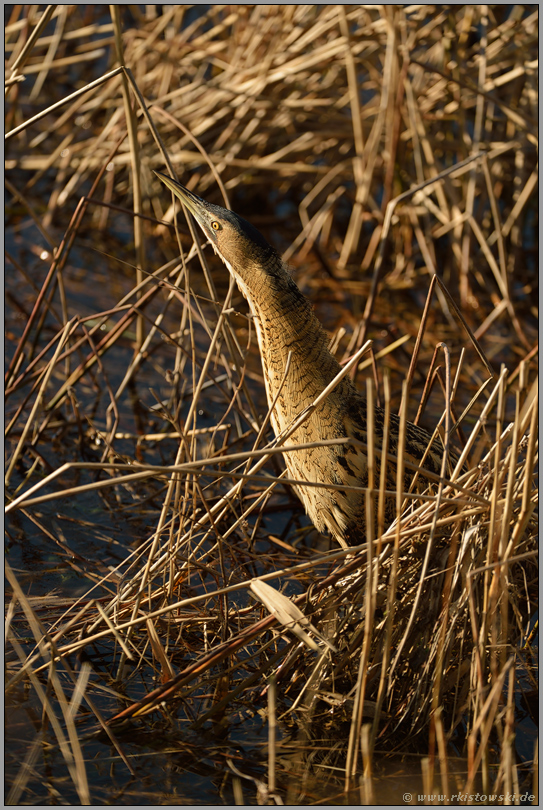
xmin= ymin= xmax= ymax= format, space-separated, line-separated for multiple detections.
xmin=5 ymin=5 xmax=538 ymax=806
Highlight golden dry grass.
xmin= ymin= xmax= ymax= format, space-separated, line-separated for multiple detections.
xmin=5 ymin=5 xmax=538 ymax=806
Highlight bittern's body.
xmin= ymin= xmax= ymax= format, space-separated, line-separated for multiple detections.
xmin=157 ymin=173 xmax=457 ymax=547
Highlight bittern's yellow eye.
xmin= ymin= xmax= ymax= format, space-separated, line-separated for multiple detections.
xmin=211 ymin=221 xmax=221 ymax=230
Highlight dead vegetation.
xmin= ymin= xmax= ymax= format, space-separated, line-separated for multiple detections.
xmin=5 ymin=5 xmax=538 ymax=806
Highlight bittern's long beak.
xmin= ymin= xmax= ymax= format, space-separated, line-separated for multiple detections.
xmin=154 ymin=171 xmax=206 ymax=221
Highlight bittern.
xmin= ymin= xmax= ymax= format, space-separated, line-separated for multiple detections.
xmin=156 ymin=172 xmax=458 ymax=547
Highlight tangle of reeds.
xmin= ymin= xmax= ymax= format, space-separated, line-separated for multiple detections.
xmin=5 ymin=6 xmax=537 ymax=806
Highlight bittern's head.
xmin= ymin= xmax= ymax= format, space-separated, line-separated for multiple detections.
xmin=155 ymin=172 xmax=278 ymax=276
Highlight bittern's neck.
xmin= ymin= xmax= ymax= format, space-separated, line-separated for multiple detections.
xmin=229 ymin=258 xmax=354 ymax=426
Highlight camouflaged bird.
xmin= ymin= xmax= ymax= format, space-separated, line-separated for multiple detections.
xmin=156 ymin=173 xmax=460 ymax=547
